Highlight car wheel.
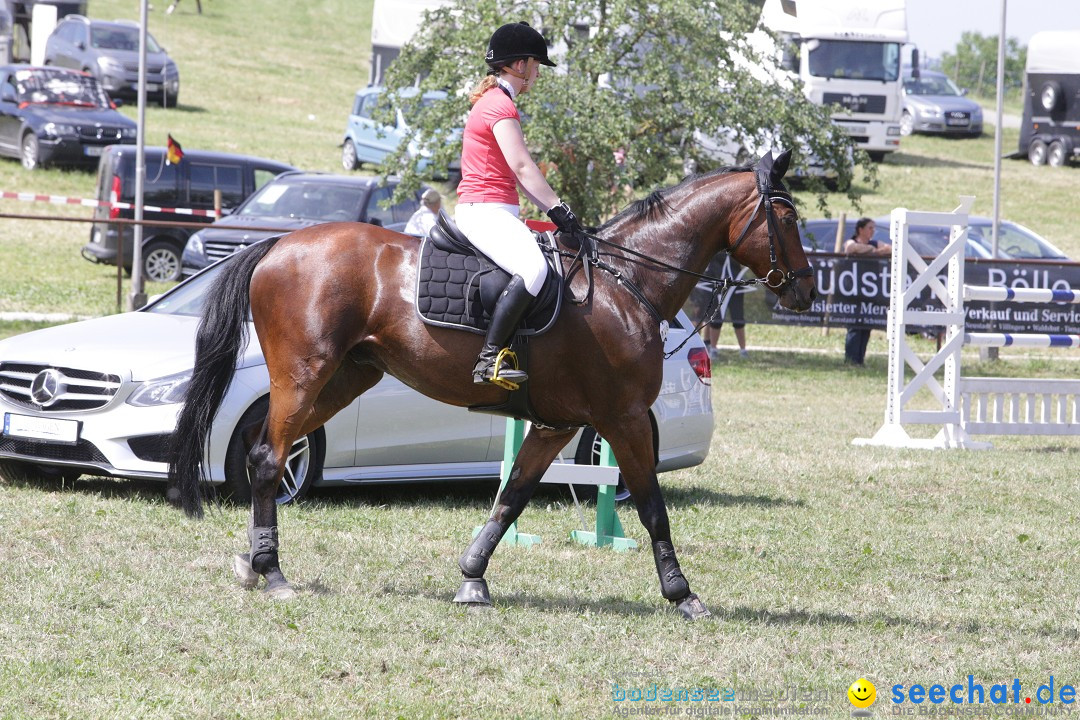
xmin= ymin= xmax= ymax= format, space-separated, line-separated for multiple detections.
xmin=20 ymin=132 xmax=40 ymax=170
xmin=342 ymin=139 xmax=359 ymax=171
xmin=160 ymin=91 xmax=179 ymax=109
xmin=222 ymin=396 xmax=325 ymax=505
xmin=1028 ymin=139 xmax=1048 ymax=166
xmin=572 ymin=427 xmax=631 ymax=503
xmin=900 ymin=110 xmax=913 ymax=136
xmin=142 ymin=240 xmax=182 ymax=282
xmin=1047 ymin=140 xmax=1067 ymax=167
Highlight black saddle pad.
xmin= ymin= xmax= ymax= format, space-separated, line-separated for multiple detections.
xmin=415 ymin=231 xmax=563 ymax=336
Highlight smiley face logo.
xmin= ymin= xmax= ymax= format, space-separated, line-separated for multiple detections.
xmin=848 ymin=678 xmax=876 ymax=709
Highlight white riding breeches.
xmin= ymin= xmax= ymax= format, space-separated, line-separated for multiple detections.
xmin=454 ymin=202 xmax=548 ymax=296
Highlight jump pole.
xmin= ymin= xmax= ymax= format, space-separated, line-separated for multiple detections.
xmin=474 ymin=418 xmax=637 ymax=551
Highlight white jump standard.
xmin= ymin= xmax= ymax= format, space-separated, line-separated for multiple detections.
xmin=855 ymin=196 xmax=1080 ymax=449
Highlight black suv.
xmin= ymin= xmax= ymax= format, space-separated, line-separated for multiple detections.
xmin=180 ymin=172 xmax=424 ymax=277
xmin=82 ymin=145 xmax=296 ymax=282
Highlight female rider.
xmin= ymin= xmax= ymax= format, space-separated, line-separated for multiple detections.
xmin=455 ymin=21 xmax=585 ymax=387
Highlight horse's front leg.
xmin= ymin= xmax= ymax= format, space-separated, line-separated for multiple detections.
xmin=598 ymin=412 xmax=711 ymax=621
xmin=455 ymin=426 xmax=577 ymax=606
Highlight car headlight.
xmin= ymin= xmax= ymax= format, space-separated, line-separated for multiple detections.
xmin=120 ymin=128 xmax=137 ymax=139
xmin=971 ymin=108 xmax=983 ymax=120
xmin=43 ymin=122 xmax=77 ymax=137
xmin=185 ymin=232 xmax=204 ymax=256
xmin=126 ymin=371 xmax=190 ymax=407
xmin=921 ymin=107 xmax=943 ymax=118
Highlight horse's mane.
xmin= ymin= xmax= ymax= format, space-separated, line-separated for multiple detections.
xmin=600 ymin=163 xmax=758 ymax=231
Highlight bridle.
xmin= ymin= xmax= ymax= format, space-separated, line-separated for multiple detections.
xmin=725 ymin=167 xmax=815 ymax=291
xmin=556 ymin=167 xmax=814 ymax=356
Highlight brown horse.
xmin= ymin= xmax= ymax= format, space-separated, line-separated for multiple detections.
xmin=168 ymin=150 xmax=816 ymax=619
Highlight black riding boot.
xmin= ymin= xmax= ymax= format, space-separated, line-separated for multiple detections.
xmin=473 ymin=274 xmax=534 ymax=388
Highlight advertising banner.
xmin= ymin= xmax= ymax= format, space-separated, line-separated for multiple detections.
xmin=685 ymin=254 xmax=1080 ymax=334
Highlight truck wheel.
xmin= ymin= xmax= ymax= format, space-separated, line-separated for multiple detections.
xmin=1028 ymin=139 xmax=1048 ymax=166
xmin=1047 ymin=140 xmax=1067 ymax=167
xmin=867 ymin=151 xmax=886 ymax=162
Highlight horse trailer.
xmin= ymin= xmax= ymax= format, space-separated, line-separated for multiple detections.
xmin=1020 ymin=31 xmax=1080 ymax=167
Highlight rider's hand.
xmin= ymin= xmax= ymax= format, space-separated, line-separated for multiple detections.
xmin=546 ymin=202 xmax=585 ymax=237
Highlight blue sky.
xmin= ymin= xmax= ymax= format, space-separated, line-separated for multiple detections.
xmin=908 ymin=0 xmax=1067 ymax=60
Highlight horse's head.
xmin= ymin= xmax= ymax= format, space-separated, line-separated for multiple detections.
xmin=726 ymin=151 xmax=817 ymax=312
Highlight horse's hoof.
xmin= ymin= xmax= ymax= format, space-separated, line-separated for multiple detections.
xmin=233 ymin=553 xmax=259 ymax=589
xmin=452 ymin=577 xmax=492 ymax=606
xmin=674 ymin=593 xmax=711 ymax=621
xmin=264 ymin=582 xmax=298 ymax=601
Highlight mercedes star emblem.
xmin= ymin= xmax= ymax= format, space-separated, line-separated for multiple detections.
xmin=30 ymin=368 xmax=65 ymax=407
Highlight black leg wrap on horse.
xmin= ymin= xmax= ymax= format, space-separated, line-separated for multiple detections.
xmin=250 ymin=526 xmax=280 ymax=575
xmin=459 ymin=519 xmax=503 ymax=578
xmin=653 ymin=540 xmax=690 ymax=601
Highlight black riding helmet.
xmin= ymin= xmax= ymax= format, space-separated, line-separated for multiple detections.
xmin=486 ymin=21 xmax=556 ymax=68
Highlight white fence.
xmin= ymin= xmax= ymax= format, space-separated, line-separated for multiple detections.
xmin=854 ymin=197 xmax=1080 ymax=449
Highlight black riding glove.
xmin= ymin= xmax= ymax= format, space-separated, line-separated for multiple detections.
xmin=546 ymin=202 xmax=584 ymax=237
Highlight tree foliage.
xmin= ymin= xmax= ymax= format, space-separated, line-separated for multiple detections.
xmin=381 ymin=0 xmax=870 ymax=222
xmin=938 ymin=31 xmax=1026 ymax=100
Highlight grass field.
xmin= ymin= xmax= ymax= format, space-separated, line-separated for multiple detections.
xmin=2 ymin=2 xmax=1080 ymax=719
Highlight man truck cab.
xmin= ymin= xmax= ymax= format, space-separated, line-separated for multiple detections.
xmin=759 ymin=0 xmax=907 ymax=161
xmin=1021 ymin=31 xmax=1080 ymax=167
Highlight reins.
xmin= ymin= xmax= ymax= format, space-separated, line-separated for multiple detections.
xmin=555 ymin=169 xmax=813 ymax=358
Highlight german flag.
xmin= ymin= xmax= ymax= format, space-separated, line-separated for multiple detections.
xmin=166 ymin=134 xmax=184 ymax=165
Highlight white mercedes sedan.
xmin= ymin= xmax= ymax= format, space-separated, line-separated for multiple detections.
xmin=0 ymin=263 xmax=714 ymax=503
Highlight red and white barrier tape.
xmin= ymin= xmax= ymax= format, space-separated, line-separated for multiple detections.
xmin=0 ymin=190 xmax=219 ymax=217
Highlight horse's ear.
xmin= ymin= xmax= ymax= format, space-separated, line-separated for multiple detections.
xmin=772 ymin=149 xmax=792 ymax=181
xmin=756 ymin=151 xmax=774 ymax=176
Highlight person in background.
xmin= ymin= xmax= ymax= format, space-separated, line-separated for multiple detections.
xmin=404 ymin=188 xmax=442 ymax=236
xmin=701 ymin=257 xmax=749 ymax=361
xmin=843 ymin=217 xmax=891 ymax=366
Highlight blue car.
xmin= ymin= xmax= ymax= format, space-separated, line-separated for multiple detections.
xmin=0 ymin=65 xmax=136 ymax=169
xmin=341 ymin=85 xmax=460 ymax=177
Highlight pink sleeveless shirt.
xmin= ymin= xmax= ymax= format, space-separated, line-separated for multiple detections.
xmin=457 ymin=88 xmax=521 ymax=205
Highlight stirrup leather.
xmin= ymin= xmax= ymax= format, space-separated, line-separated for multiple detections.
xmin=488 ymin=348 xmax=521 ymax=391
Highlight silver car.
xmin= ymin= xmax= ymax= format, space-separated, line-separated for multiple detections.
xmin=901 ymin=71 xmax=983 ymax=137
xmin=0 ymin=261 xmax=713 ymax=503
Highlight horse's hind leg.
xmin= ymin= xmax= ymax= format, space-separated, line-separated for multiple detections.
xmin=456 ymin=426 xmax=577 ymax=605
xmin=597 ymin=412 xmax=711 ymax=620
xmin=243 ymin=361 xmax=384 ymax=598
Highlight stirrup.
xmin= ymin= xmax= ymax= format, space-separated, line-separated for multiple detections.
xmin=488 ymin=348 xmax=522 ymax=391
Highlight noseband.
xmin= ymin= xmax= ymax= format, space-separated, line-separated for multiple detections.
xmin=725 ymin=168 xmax=814 ymax=291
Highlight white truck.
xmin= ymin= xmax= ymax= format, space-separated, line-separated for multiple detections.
xmin=758 ymin=0 xmax=907 ymax=161
xmin=369 ymin=0 xmax=452 ymax=86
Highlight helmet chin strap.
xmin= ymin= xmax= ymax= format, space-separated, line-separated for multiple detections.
xmin=500 ymin=59 xmax=535 ymax=91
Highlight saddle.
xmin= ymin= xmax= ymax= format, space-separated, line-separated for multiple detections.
xmin=414 ymin=210 xmax=572 ymax=429
xmin=416 ymin=209 xmax=563 ymax=336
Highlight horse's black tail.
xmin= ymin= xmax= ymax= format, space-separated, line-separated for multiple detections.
xmin=168 ymin=238 xmax=280 ymax=517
